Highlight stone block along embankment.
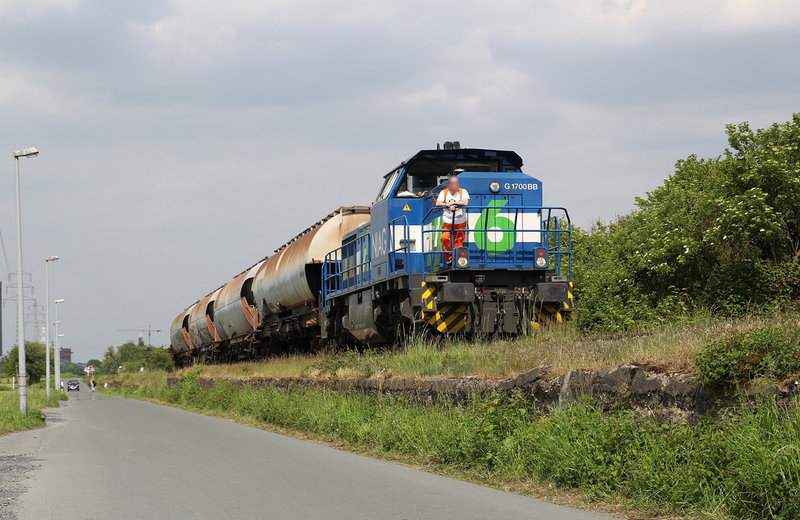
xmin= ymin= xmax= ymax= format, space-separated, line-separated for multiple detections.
xmin=157 ymin=364 xmax=800 ymax=420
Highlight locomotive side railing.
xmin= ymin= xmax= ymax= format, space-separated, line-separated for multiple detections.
xmin=321 ymin=216 xmax=413 ymax=309
xmin=321 ymin=233 xmax=371 ymax=311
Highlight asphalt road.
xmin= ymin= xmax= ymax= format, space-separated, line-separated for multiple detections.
xmin=0 ymin=383 xmax=614 ymax=520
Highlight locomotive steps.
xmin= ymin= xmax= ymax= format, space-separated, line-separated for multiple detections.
xmin=162 ymin=363 xmax=800 ymax=419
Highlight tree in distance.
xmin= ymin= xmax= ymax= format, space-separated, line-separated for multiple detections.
xmin=1 ymin=342 xmax=55 ymax=383
xmin=99 ymin=341 xmax=174 ymax=374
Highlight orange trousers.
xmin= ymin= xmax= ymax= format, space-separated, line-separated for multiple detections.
xmin=441 ymin=222 xmax=466 ymax=261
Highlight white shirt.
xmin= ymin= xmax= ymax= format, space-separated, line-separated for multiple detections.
xmin=437 ymin=188 xmax=470 ymax=224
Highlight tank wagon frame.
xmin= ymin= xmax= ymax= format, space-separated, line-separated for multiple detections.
xmin=171 ymin=144 xmax=573 ymax=363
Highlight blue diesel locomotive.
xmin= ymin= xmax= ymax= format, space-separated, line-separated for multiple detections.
xmin=320 ymin=142 xmax=573 ymax=344
xmin=170 ymin=143 xmax=573 ymax=360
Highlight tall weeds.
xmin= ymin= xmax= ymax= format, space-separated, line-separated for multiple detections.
xmin=0 ymin=385 xmax=66 ymax=435
xmin=114 ymin=376 xmax=799 ymax=519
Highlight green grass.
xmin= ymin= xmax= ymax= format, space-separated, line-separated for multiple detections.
xmin=108 ymin=373 xmax=800 ymax=520
xmin=170 ymin=315 xmax=777 ymax=382
xmin=0 ymin=383 xmax=67 ymax=435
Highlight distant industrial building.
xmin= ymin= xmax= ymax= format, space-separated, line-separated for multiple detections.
xmin=60 ymin=347 xmax=72 ymax=364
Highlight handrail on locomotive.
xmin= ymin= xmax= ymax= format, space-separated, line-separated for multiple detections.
xmin=322 ymin=203 xmax=572 ymax=309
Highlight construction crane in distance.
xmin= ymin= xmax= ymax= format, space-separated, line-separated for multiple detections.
xmin=117 ymin=325 xmax=162 ymax=348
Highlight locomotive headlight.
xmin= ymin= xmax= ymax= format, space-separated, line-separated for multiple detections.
xmin=535 ymin=248 xmax=547 ymax=268
xmin=489 ymin=181 xmax=500 ymax=193
xmin=456 ymin=247 xmax=469 ymax=268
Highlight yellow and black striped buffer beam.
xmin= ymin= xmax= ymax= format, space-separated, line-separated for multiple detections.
xmin=531 ymin=281 xmax=574 ymax=329
xmin=421 ymin=281 xmax=437 ymax=314
xmin=532 ymin=309 xmax=561 ymax=327
xmin=564 ymin=281 xmax=575 ymax=311
xmin=427 ymin=304 xmax=468 ymax=333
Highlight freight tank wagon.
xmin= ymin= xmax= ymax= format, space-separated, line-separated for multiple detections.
xmin=170 ymin=144 xmax=573 ymax=362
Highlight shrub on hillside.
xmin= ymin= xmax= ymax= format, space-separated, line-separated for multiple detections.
xmin=696 ymin=324 xmax=800 ymax=386
xmin=573 ymin=114 xmax=800 ymax=333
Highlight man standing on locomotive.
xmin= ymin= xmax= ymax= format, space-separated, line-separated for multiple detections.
xmin=435 ymin=175 xmax=470 ymax=262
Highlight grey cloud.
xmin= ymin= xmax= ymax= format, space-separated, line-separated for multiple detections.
xmin=1 ymin=1 xmax=799 ymax=357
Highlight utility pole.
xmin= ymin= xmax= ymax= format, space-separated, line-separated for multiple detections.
xmin=54 ymin=298 xmax=64 ymax=392
xmin=44 ymin=256 xmax=59 ymax=399
xmin=14 ymin=146 xmax=38 ymax=414
xmin=5 ymin=272 xmax=37 ymax=345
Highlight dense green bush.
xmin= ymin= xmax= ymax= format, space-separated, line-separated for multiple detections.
xmin=574 ymin=114 xmax=800 ymax=333
xmin=696 ymin=324 xmax=800 ymax=386
xmin=112 ymin=378 xmax=800 ymax=519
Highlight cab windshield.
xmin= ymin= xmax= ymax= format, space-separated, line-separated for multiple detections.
xmin=395 ymin=159 xmax=499 ymax=198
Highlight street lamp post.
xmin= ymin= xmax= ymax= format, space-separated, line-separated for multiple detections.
xmin=57 ymin=333 xmax=65 ymax=391
xmin=44 ymin=256 xmax=59 ymax=399
xmin=54 ymin=298 xmax=64 ymax=392
xmin=13 ymin=146 xmax=39 ymax=414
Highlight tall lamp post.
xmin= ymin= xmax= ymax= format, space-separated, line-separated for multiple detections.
xmin=13 ymin=146 xmax=39 ymax=414
xmin=54 ymin=298 xmax=65 ymax=392
xmin=44 ymin=256 xmax=59 ymax=399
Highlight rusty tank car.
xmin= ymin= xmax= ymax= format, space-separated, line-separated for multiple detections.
xmin=170 ymin=207 xmax=370 ymax=361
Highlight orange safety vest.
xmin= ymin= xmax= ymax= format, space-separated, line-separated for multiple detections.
xmin=440 ymin=188 xmax=466 ymax=223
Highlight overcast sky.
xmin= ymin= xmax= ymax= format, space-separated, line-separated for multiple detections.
xmin=1 ymin=0 xmax=799 ymax=361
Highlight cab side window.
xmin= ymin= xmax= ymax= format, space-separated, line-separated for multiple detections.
xmin=395 ymin=161 xmax=450 ymax=198
xmin=375 ymin=169 xmax=401 ymax=202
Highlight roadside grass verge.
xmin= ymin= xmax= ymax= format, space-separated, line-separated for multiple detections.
xmin=174 ymin=315 xmax=774 ymax=381
xmin=0 ymin=383 xmax=67 ymax=435
xmin=107 ymin=374 xmax=799 ymax=520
